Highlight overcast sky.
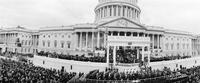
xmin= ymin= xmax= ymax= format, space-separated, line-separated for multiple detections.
xmin=0 ymin=0 xmax=200 ymax=34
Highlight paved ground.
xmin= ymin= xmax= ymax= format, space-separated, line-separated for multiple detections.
xmin=2 ymin=55 xmax=200 ymax=73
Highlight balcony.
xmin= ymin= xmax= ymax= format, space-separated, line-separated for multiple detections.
xmin=108 ymin=36 xmax=150 ymax=42
xmin=108 ymin=36 xmax=150 ymax=46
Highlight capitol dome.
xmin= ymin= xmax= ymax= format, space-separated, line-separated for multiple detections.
xmin=94 ymin=0 xmax=141 ymax=24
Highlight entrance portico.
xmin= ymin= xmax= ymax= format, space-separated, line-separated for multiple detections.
xmin=106 ymin=36 xmax=151 ymax=67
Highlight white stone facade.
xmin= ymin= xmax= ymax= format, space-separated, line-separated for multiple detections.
xmin=0 ymin=26 xmax=35 ymax=54
xmin=0 ymin=0 xmax=199 ymax=62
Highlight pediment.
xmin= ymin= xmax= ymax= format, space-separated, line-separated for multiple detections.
xmin=99 ymin=18 xmax=146 ymax=30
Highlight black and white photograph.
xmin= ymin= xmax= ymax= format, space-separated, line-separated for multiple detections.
xmin=0 ymin=0 xmax=200 ymax=83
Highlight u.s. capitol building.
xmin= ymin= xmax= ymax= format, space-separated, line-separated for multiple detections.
xmin=0 ymin=0 xmax=200 ymax=65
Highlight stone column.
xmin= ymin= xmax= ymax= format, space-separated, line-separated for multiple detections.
xmin=104 ymin=7 xmax=106 ymax=17
xmin=76 ymin=32 xmax=78 ymax=49
xmin=80 ymin=32 xmax=82 ymax=50
xmin=137 ymin=47 xmax=139 ymax=59
xmin=95 ymin=10 xmax=98 ymax=20
xmin=128 ymin=7 xmax=130 ymax=17
xmin=102 ymin=7 xmax=104 ymax=17
xmin=121 ymin=6 xmax=123 ymax=16
xmin=113 ymin=46 xmax=116 ymax=66
xmin=92 ymin=32 xmax=94 ymax=50
xmin=130 ymin=8 xmax=132 ymax=18
xmin=104 ymin=32 xmax=106 ymax=48
xmin=97 ymin=31 xmax=100 ymax=48
xmin=112 ymin=5 xmax=114 ymax=16
xmin=107 ymin=6 xmax=110 ymax=16
xmin=158 ymin=35 xmax=160 ymax=49
xmin=116 ymin=5 xmax=119 ymax=16
xmin=161 ymin=35 xmax=163 ymax=50
xmin=101 ymin=8 xmax=103 ymax=18
xmin=142 ymin=46 xmax=145 ymax=61
xmin=99 ymin=9 xmax=101 ymax=19
xmin=106 ymin=45 xmax=110 ymax=66
xmin=152 ymin=34 xmax=154 ymax=52
xmin=148 ymin=46 xmax=150 ymax=63
xmin=125 ymin=6 xmax=127 ymax=17
xmin=136 ymin=11 xmax=138 ymax=19
xmin=86 ymin=32 xmax=88 ymax=49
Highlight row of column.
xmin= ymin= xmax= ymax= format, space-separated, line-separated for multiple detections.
xmin=99 ymin=0 xmax=138 ymax=4
xmin=106 ymin=46 xmax=150 ymax=66
xmin=151 ymin=34 xmax=163 ymax=52
xmin=108 ymin=31 xmax=163 ymax=51
xmin=76 ymin=31 xmax=163 ymax=52
xmin=76 ymin=32 xmax=104 ymax=50
xmin=96 ymin=5 xmax=140 ymax=21
xmin=0 ymin=33 xmax=18 ymax=44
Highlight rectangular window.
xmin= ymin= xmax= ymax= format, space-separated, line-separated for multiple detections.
xmin=25 ymin=40 xmax=27 ymax=45
xmin=21 ymin=40 xmax=24 ymax=45
xmin=68 ymin=43 xmax=71 ymax=48
xmin=183 ymin=44 xmax=185 ymax=49
xmin=48 ymin=41 xmax=50 ymax=47
xmin=118 ymin=6 xmax=121 ymax=16
xmin=54 ymin=40 xmax=57 ymax=47
xmin=29 ymin=41 xmax=31 ymax=45
xmin=177 ymin=43 xmax=179 ymax=50
xmin=123 ymin=6 xmax=125 ymax=16
xmin=61 ymin=42 xmax=64 ymax=48
xmin=114 ymin=6 xmax=116 ymax=16
xmin=110 ymin=6 xmax=112 ymax=16
xmin=43 ymin=41 xmax=45 ymax=47
xmin=166 ymin=43 xmax=168 ymax=50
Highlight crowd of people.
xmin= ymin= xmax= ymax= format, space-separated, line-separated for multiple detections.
xmin=0 ymin=58 xmax=77 ymax=83
xmin=150 ymin=55 xmax=191 ymax=62
xmin=37 ymin=50 xmax=192 ymax=65
xmin=85 ymin=66 xmax=200 ymax=83
xmin=38 ymin=51 xmax=107 ymax=63
xmin=116 ymin=48 xmax=139 ymax=63
xmin=38 ymin=49 xmax=141 ymax=64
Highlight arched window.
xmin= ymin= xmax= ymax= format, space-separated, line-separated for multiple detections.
xmin=67 ymin=41 xmax=71 ymax=49
xmin=54 ymin=40 xmax=57 ymax=47
xmin=123 ymin=6 xmax=125 ymax=16
xmin=171 ymin=44 xmax=174 ymax=50
xmin=166 ymin=43 xmax=169 ymax=50
xmin=118 ymin=6 xmax=121 ymax=16
xmin=177 ymin=43 xmax=179 ymax=50
xmin=61 ymin=41 xmax=64 ymax=48
xmin=48 ymin=41 xmax=50 ymax=47
xmin=110 ymin=6 xmax=112 ymax=16
xmin=104 ymin=7 xmax=107 ymax=17
xmin=29 ymin=41 xmax=31 ymax=45
xmin=114 ymin=6 xmax=116 ymax=16
xmin=21 ymin=40 xmax=24 ymax=45
xmin=43 ymin=40 xmax=45 ymax=47
xmin=25 ymin=40 xmax=27 ymax=45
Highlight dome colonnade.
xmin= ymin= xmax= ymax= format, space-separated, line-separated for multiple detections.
xmin=95 ymin=0 xmax=141 ymax=23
